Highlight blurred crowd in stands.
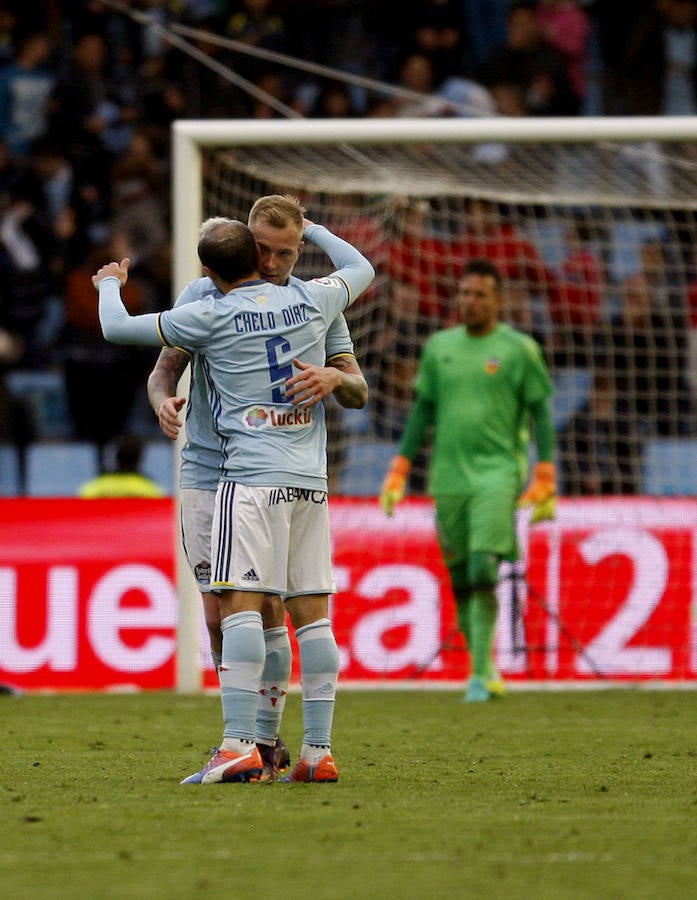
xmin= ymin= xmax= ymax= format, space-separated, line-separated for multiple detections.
xmin=0 ymin=0 xmax=697 ymax=494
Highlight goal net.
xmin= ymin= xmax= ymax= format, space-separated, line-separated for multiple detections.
xmin=173 ymin=118 xmax=697 ymax=689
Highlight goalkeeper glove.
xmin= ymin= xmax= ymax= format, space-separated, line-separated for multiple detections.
xmin=518 ymin=462 xmax=557 ymax=524
xmin=379 ymin=455 xmax=411 ymax=516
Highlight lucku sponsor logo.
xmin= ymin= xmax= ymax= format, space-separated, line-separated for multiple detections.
xmin=242 ymin=405 xmax=313 ymax=431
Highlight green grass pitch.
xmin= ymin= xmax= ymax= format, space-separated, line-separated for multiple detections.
xmin=1 ymin=689 xmax=696 ymax=899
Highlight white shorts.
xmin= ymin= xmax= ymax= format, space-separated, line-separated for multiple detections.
xmin=211 ymin=482 xmax=335 ymax=598
xmin=180 ymin=488 xmax=215 ymax=592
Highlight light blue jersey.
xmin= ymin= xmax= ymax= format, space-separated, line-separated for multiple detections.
xmin=98 ymin=224 xmax=374 ymax=491
xmin=177 ymin=279 xmax=356 ymax=491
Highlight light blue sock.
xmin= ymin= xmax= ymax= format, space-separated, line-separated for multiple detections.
xmin=256 ymin=625 xmax=291 ymax=745
xmin=219 ymin=611 xmax=264 ymax=742
xmin=296 ymin=618 xmax=340 ymax=748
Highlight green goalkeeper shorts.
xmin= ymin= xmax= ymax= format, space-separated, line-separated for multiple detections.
xmin=434 ymin=490 xmax=519 ymax=573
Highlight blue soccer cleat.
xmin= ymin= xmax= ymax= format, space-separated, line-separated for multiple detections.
xmin=464 ymin=676 xmax=493 ymax=703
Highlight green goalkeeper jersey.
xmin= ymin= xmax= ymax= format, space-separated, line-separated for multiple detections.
xmin=404 ymin=323 xmax=553 ymax=496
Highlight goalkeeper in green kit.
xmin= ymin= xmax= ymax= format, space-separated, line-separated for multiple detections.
xmin=380 ymin=257 xmax=556 ymax=701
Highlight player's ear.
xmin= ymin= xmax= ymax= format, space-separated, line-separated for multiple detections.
xmin=297 ymin=240 xmax=304 ymax=256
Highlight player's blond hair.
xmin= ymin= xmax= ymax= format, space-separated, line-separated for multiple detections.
xmin=248 ymin=194 xmax=305 ymax=234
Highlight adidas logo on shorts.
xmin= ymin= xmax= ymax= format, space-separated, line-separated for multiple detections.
xmin=240 ymin=568 xmax=259 ymax=582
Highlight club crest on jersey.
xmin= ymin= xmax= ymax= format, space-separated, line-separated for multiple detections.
xmin=310 ymin=276 xmax=343 ymax=290
xmin=242 ymin=404 xmax=312 ymax=430
xmin=485 ymin=357 xmax=501 ymax=375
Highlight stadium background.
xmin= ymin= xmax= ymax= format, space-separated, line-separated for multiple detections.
xmin=1 ymin=0 xmax=697 ymax=691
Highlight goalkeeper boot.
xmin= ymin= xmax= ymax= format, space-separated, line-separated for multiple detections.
xmin=486 ymin=676 xmax=507 ymax=698
xmin=257 ymin=737 xmax=291 ymax=782
xmin=180 ymin=745 xmax=263 ymax=784
xmin=464 ymin=676 xmax=492 ymax=703
xmin=486 ymin=665 xmax=506 ymax=698
xmin=281 ymin=751 xmax=339 ymax=783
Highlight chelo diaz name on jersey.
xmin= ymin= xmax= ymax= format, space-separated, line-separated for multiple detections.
xmin=242 ymin=405 xmax=313 ymax=430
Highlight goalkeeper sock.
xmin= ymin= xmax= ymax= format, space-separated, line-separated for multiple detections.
xmin=256 ymin=625 xmax=291 ymax=745
xmin=454 ymin=594 xmax=473 ymax=653
xmin=469 ymin=589 xmax=498 ymax=680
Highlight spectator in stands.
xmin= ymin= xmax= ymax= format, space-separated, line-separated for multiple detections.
xmin=224 ymin=0 xmax=289 ymax=83
xmin=0 ymin=8 xmax=18 ymax=67
xmin=372 ymin=51 xmax=446 ymax=117
xmin=49 ymin=31 xmax=140 ymax=188
xmin=591 ymin=0 xmax=656 ymax=115
xmin=59 ymin=0 xmax=136 ymax=54
xmin=248 ymin=68 xmax=296 ymax=119
xmin=308 ymin=80 xmax=361 ymax=118
xmin=595 ymin=238 xmax=693 ymax=437
xmin=137 ymin=49 xmax=188 ymax=147
xmin=621 ymin=0 xmax=697 ymax=116
xmin=0 ymin=317 xmax=34 ymax=492
xmin=477 ymin=0 xmax=579 ymax=115
xmin=174 ymin=14 xmax=256 ymax=118
xmin=0 ymin=182 xmax=60 ymax=367
xmin=60 ymin=240 xmax=157 ymax=468
xmin=460 ymin=0 xmax=512 ymax=73
xmin=23 ymin=137 xmax=75 ymax=237
xmin=559 ymin=370 xmax=642 ymax=496
xmin=536 ymin=0 xmax=592 ymax=111
xmin=325 ymin=192 xmax=388 ymax=269
xmin=77 ymin=432 xmax=164 ymax=498
xmin=108 ymin=128 xmax=169 ymax=270
xmin=58 ymin=169 xmax=112 ymax=271
xmin=372 ymin=199 xmax=454 ymax=484
xmin=0 ymin=137 xmax=24 ymax=210
xmin=685 ymin=259 xmax=697 ymax=394
xmin=6 ymin=137 xmax=81 ymax=364
xmin=398 ymin=0 xmax=467 ymax=82
xmin=387 ymin=197 xmax=458 ymax=323
xmin=281 ymin=0 xmax=370 ymax=80
xmin=0 ymin=31 xmax=56 ymax=159
xmin=488 ymin=80 xmax=527 ymax=116
xmin=548 ymin=216 xmax=605 ymax=367
xmin=105 ymin=126 xmax=171 ymax=314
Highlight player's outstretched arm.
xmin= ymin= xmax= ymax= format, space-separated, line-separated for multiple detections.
xmin=94 ymin=260 xmax=163 ymax=346
xmin=92 ymin=257 xmax=131 ymax=287
xmin=303 ymin=221 xmax=375 ymax=303
xmin=147 ymin=348 xmax=189 ymax=440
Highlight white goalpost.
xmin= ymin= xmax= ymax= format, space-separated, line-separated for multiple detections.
xmin=172 ymin=116 xmax=697 ymax=692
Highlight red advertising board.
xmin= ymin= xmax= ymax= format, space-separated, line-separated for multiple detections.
xmin=0 ymin=499 xmax=178 ymax=690
xmin=0 ymin=497 xmax=695 ymax=690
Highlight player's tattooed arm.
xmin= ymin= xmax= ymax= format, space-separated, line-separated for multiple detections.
xmin=147 ymin=348 xmax=189 ymax=440
xmin=328 ymin=354 xmax=368 ymax=409
xmin=285 ymin=354 xmax=368 ymax=410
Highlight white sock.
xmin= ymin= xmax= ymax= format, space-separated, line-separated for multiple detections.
xmin=301 ymin=742 xmax=331 ymax=764
xmin=220 ymin=737 xmax=256 ymax=754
